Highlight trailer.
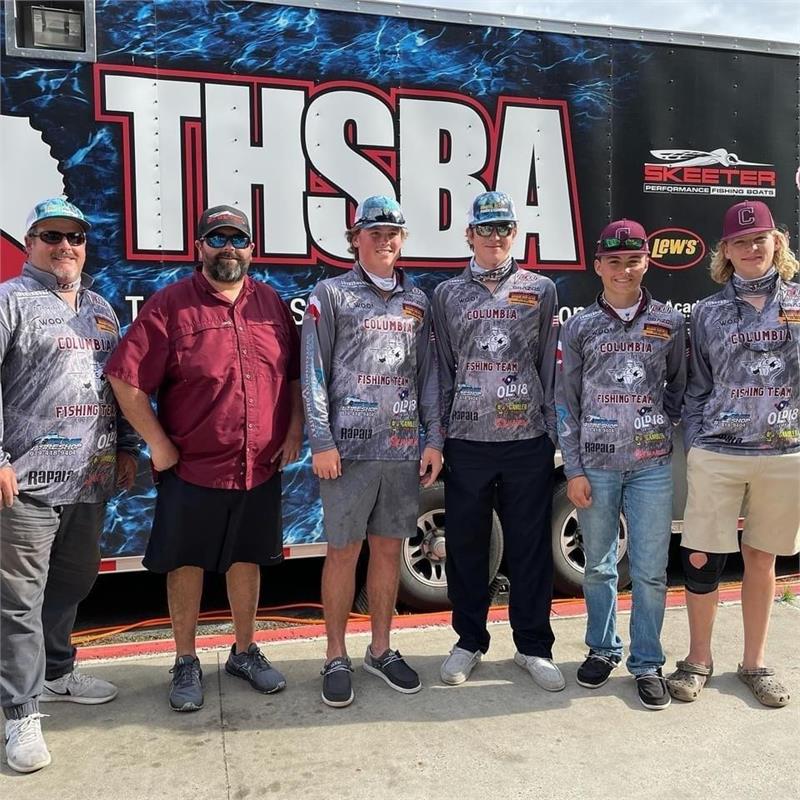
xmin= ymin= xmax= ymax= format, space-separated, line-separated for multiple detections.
xmin=2 ymin=0 xmax=798 ymax=607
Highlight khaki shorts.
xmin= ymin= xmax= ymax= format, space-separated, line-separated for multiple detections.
xmin=319 ymin=459 xmax=420 ymax=548
xmin=682 ymin=447 xmax=800 ymax=556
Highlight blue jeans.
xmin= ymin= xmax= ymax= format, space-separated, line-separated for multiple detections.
xmin=577 ymin=463 xmax=672 ymax=676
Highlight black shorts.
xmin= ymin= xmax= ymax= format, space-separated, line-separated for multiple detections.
xmin=143 ymin=470 xmax=284 ymax=574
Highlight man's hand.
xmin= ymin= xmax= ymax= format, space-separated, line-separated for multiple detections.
xmin=312 ymin=448 xmax=341 ymax=480
xmin=271 ymin=425 xmax=303 ymax=469
xmin=567 ymin=475 xmax=592 ymax=508
xmin=150 ymin=437 xmax=179 ymax=473
xmin=419 ymin=446 xmax=443 ymax=488
xmin=0 ymin=465 xmax=19 ymax=508
xmin=115 ymin=450 xmax=138 ymax=490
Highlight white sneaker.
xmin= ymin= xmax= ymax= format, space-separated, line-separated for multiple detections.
xmin=440 ymin=646 xmax=482 ymax=685
xmin=41 ymin=670 xmax=118 ymax=704
xmin=513 ymin=652 xmax=566 ymax=692
xmin=5 ymin=714 xmax=51 ymax=773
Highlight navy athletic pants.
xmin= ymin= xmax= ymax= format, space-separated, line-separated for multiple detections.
xmin=443 ymin=436 xmax=556 ymax=658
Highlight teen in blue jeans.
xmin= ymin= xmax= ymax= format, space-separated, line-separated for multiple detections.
xmin=556 ymin=218 xmax=686 ymax=709
xmin=579 ymin=465 xmax=673 ymax=676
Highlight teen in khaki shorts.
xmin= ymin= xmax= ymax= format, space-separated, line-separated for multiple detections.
xmin=668 ymin=201 xmax=800 ymax=708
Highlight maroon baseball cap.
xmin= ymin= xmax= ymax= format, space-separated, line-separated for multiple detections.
xmin=721 ymin=201 xmax=775 ymax=241
xmin=197 ymin=205 xmax=251 ymax=238
xmin=595 ymin=219 xmax=649 ymax=256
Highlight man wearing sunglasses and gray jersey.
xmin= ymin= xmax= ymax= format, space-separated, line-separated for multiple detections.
xmin=556 ymin=219 xmax=686 ymax=710
xmin=1 ymin=197 xmax=140 ymax=773
xmin=432 ymin=191 xmax=564 ymax=691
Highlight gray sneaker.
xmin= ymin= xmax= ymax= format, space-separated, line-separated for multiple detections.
xmin=169 ymin=655 xmax=204 ymax=711
xmin=513 ymin=652 xmax=566 ymax=692
xmin=225 ymin=643 xmax=286 ymax=694
xmin=440 ymin=646 xmax=482 ymax=685
xmin=41 ymin=670 xmax=118 ymax=704
xmin=4 ymin=714 xmax=51 ymax=773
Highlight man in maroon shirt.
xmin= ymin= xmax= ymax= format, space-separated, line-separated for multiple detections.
xmin=106 ymin=205 xmax=302 ymax=712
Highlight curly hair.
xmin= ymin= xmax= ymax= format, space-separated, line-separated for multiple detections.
xmin=708 ymin=229 xmax=799 ymax=284
xmin=345 ymin=226 xmax=408 ymax=255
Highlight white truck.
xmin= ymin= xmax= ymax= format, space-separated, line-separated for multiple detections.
xmin=2 ymin=0 xmax=798 ymax=607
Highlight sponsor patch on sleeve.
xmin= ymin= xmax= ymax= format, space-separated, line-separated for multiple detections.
xmin=778 ymin=308 xmax=800 ymax=324
xmin=643 ymin=322 xmax=671 ymax=340
xmin=508 ymin=291 xmax=539 ymax=307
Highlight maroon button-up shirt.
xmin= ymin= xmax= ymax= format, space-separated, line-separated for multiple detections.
xmin=105 ymin=269 xmax=300 ymax=489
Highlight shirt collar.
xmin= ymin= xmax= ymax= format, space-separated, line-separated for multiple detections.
xmin=352 ymin=261 xmax=407 ymax=294
xmin=23 ymin=261 xmax=94 ymax=291
xmin=460 ymin=259 xmax=519 ymax=284
xmin=193 ymin=267 xmax=254 ymax=303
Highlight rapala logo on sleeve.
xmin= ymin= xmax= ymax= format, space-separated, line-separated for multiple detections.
xmin=642 ymin=148 xmax=776 ymax=197
xmin=648 ymin=228 xmax=706 ymax=270
xmin=95 ymin=64 xmax=585 ymax=271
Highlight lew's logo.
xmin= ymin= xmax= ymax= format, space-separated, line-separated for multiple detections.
xmin=648 ymin=228 xmax=706 ymax=270
xmin=643 ymin=148 xmax=776 ymax=197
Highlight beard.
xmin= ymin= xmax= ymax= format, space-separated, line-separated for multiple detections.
xmin=206 ymin=253 xmax=250 ymax=283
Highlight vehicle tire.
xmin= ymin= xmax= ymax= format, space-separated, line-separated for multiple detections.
xmin=397 ymin=481 xmax=504 ymax=611
xmin=551 ymin=480 xmax=631 ymax=597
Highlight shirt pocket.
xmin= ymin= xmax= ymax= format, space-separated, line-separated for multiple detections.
xmin=174 ymin=320 xmax=235 ymax=384
xmin=249 ymin=320 xmax=288 ymax=381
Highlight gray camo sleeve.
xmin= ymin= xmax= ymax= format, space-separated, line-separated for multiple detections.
xmin=555 ymin=317 xmax=584 ymax=479
xmin=664 ymin=315 xmax=687 ymax=424
xmin=300 ymin=283 xmax=338 ymax=454
xmin=537 ymin=282 xmax=559 ymax=444
xmin=417 ymin=306 xmax=443 ymax=451
xmin=683 ymin=308 xmax=712 ymax=450
xmin=431 ymin=285 xmax=455 ymax=439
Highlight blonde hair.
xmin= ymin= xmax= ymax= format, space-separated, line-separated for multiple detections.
xmin=345 ymin=226 xmax=408 ymax=255
xmin=709 ymin=229 xmax=799 ymax=284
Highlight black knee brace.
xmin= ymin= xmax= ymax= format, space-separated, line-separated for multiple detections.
xmin=680 ymin=547 xmax=728 ymax=595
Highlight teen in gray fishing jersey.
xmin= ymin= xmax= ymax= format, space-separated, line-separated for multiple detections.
xmin=556 ymin=219 xmax=686 ymax=710
xmin=667 ymin=201 xmax=800 ymax=709
xmin=302 ymin=196 xmax=443 ymax=708
xmin=433 ymin=191 xmax=564 ymax=692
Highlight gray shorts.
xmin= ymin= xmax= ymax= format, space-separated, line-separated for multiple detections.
xmin=318 ymin=459 xmax=420 ymax=548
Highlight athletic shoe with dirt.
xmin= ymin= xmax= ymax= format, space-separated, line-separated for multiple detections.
xmin=169 ymin=655 xmax=204 ymax=712
xmin=4 ymin=714 xmax=51 ymax=773
xmin=225 ymin=643 xmax=286 ymax=694
xmin=440 ymin=646 xmax=482 ymax=685
xmin=41 ymin=670 xmax=118 ymax=704
xmin=321 ymin=656 xmax=355 ymax=708
xmin=363 ymin=647 xmax=421 ymax=694
xmin=576 ymin=652 xmax=620 ymax=689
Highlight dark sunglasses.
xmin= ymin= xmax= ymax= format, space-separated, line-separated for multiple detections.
xmin=203 ymin=232 xmax=251 ymax=249
xmin=599 ymin=237 xmax=647 ymax=251
xmin=30 ymin=230 xmax=86 ymax=246
xmin=474 ymin=223 xmax=515 ymax=237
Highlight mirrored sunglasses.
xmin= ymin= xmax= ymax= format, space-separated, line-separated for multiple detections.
xmin=600 ymin=237 xmax=647 ymax=251
xmin=204 ymin=232 xmax=251 ymax=249
xmin=474 ymin=223 xmax=515 ymax=237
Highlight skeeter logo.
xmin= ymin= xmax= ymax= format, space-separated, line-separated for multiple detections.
xmin=648 ymin=228 xmax=706 ymax=270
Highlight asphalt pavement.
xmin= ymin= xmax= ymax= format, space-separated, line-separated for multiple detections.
xmin=2 ymin=598 xmax=798 ymax=800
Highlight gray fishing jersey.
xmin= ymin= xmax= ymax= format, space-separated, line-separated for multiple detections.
xmin=556 ymin=291 xmax=686 ymax=479
xmin=432 ymin=263 xmax=558 ymax=442
xmin=684 ymin=279 xmax=800 ymax=454
xmin=301 ymin=263 xmax=442 ymax=460
xmin=0 ymin=263 xmax=139 ymax=505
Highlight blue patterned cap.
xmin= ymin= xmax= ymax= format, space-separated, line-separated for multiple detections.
xmin=26 ymin=196 xmax=91 ymax=232
xmin=468 ymin=191 xmax=518 ymax=226
xmin=353 ymin=195 xmax=406 ymax=229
